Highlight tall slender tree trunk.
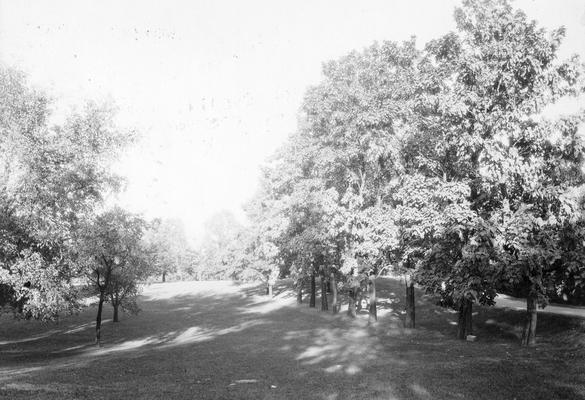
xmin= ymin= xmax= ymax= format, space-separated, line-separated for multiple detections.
xmin=356 ymin=287 xmax=363 ymax=312
xmin=113 ymin=303 xmax=119 ymax=323
xmin=268 ymin=282 xmax=273 ymax=297
xmin=331 ymin=272 xmax=338 ymax=314
xmin=457 ymin=299 xmax=473 ymax=339
xmin=368 ymin=277 xmax=377 ymax=323
xmin=321 ymin=276 xmax=328 ymax=311
xmin=296 ymin=280 xmax=303 ymax=304
xmin=309 ymin=272 xmax=316 ymax=308
xmin=347 ymin=289 xmax=357 ymax=318
xmin=522 ymin=294 xmax=538 ymax=346
xmin=111 ymin=292 xmax=120 ymax=323
xmin=162 ymin=271 xmax=166 ymax=283
xmin=405 ymin=280 xmax=415 ymax=329
xmin=96 ymin=290 xmax=106 ymax=345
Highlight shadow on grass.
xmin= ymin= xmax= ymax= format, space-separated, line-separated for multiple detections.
xmin=0 ymin=278 xmax=584 ymax=400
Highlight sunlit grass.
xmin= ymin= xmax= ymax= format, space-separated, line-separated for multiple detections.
xmin=0 ymin=278 xmax=584 ymax=399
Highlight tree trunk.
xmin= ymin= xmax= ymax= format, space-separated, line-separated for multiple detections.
xmin=457 ymin=299 xmax=473 ymax=340
xmin=113 ymin=303 xmax=119 ymax=323
xmin=405 ymin=280 xmax=415 ymax=329
xmin=268 ymin=283 xmax=273 ymax=297
xmin=347 ymin=289 xmax=356 ymax=318
xmin=321 ymin=276 xmax=328 ymax=311
xmin=162 ymin=271 xmax=166 ymax=283
xmin=309 ymin=272 xmax=316 ymax=308
xmin=522 ymin=295 xmax=538 ymax=346
xmin=296 ymin=280 xmax=303 ymax=304
xmin=96 ymin=290 xmax=106 ymax=345
xmin=331 ymin=273 xmax=338 ymax=314
xmin=369 ymin=277 xmax=377 ymax=323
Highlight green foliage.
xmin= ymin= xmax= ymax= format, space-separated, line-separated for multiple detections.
xmin=76 ymin=207 xmax=149 ymax=304
xmin=237 ymin=0 xmax=585 ymax=334
xmin=143 ymin=218 xmax=190 ymax=281
xmin=0 ymin=65 xmax=133 ymax=320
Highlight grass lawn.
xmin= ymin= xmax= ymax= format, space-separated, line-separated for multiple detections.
xmin=1 ymin=277 xmax=585 ymax=400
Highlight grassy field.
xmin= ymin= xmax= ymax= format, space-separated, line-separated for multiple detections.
xmin=1 ymin=277 xmax=585 ymax=400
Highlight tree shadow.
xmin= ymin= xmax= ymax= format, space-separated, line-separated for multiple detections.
xmin=0 ymin=279 xmax=584 ymax=400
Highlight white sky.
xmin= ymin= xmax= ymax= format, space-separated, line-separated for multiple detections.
xmin=1 ymin=0 xmax=584 ymax=244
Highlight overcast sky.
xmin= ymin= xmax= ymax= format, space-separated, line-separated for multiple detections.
xmin=1 ymin=0 xmax=584 ymax=244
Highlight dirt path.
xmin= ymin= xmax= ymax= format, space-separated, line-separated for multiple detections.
xmin=494 ymin=294 xmax=585 ymax=319
xmin=0 ymin=279 xmax=584 ymax=399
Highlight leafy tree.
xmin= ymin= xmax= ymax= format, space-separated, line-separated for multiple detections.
xmin=0 ymin=65 xmax=133 ymax=320
xmin=143 ymin=218 xmax=189 ymax=282
xmin=198 ymin=211 xmax=248 ymax=280
xmin=76 ymin=207 xmax=147 ymax=344
xmin=298 ymin=39 xmax=425 ymax=319
xmin=409 ymin=0 xmax=585 ymax=343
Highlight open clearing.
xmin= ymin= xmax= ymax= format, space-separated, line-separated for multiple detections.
xmin=1 ymin=278 xmax=585 ymax=400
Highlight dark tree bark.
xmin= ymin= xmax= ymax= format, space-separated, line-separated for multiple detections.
xmin=111 ymin=292 xmax=120 ymax=323
xmin=113 ymin=303 xmax=119 ymax=323
xmin=405 ymin=280 xmax=415 ymax=329
xmin=356 ymin=287 xmax=363 ymax=312
xmin=96 ymin=290 xmax=106 ymax=344
xmin=296 ymin=280 xmax=303 ymax=304
xmin=309 ymin=271 xmax=316 ymax=308
xmin=522 ymin=294 xmax=538 ymax=346
xmin=95 ymin=260 xmax=113 ymax=346
xmin=321 ymin=276 xmax=328 ymax=311
xmin=162 ymin=271 xmax=166 ymax=283
xmin=331 ymin=272 xmax=338 ymax=314
xmin=347 ymin=289 xmax=357 ymax=318
xmin=368 ymin=277 xmax=377 ymax=323
xmin=457 ymin=298 xmax=473 ymax=339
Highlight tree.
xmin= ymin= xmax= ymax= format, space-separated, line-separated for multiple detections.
xmin=143 ymin=218 xmax=189 ymax=282
xmin=197 ymin=211 xmax=249 ymax=280
xmin=76 ymin=207 xmax=147 ymax=344
xmin=294 ymin=40 xmax=426 ymax=319
xmin=0 ymin=65 xmax=133 ymax=320
xmin=409 ymin=0 xmax=585 ymax=343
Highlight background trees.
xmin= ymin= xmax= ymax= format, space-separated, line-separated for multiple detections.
xmin=143 ymin=218 xmax=190 ymax=282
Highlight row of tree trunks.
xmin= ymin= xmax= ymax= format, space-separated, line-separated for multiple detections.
xmin=299 ymin=272 xmax=535 ymax=346
xmin=303 ymin=271 xmax=379 ymax=320
xmin=298 ymin=274 xmax=538 ymax=346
